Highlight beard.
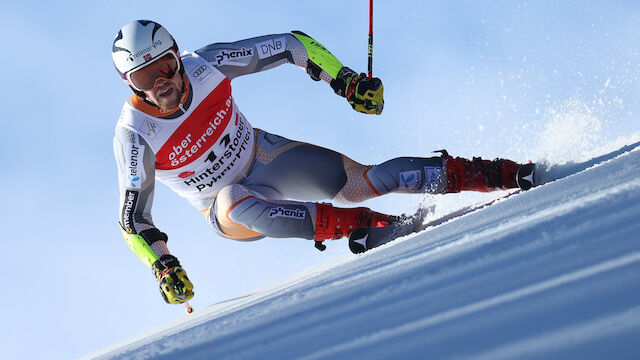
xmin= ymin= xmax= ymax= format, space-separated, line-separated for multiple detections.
xmin=147 ymin=77 xmax=183 ymax=112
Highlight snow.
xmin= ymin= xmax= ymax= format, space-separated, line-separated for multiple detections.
xmin=83 ymin=134 xmax=640 ymax=359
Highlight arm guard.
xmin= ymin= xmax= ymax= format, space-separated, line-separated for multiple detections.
xmin=291 ymin=31 xmax=374 ymax=106
xmin=120 ymin=227 xmax=160 ymax=268
xmin=291 ymin=31 xmax=344 ymax=81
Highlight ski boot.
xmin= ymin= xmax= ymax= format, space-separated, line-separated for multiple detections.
xmin=440 ymin=150 xmax=535 ymax=192
xmin=314 ymin=203 xmax=395 ymax=251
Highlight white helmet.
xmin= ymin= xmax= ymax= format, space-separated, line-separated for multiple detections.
xmin=112 ymin=20 xmax=180 ymax=91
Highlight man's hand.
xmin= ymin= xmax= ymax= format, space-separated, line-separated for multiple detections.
xmin=152 ymin=255 xmax=194 ymax=304
xmin=331 ymin=67 xmax=384 ymax=115
xmin=158 ymin=267 xmax=194 ymax=304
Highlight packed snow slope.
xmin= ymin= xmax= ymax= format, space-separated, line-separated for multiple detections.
xmin=86 ymin=137 xmax=640 ymax=360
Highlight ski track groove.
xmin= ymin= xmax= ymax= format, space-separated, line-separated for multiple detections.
xmin=470 ymin=306 xmax=640 ymax=360
xmin=301 ymin=252 xmax=640 ymax=360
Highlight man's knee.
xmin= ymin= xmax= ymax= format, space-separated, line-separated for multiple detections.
xmin=216 ymin=184 xmax=260 ymax=213
xmin=208 ymin=185 xmax=265 ymax=241
xmin=334 ymin=157 xmax=378 ymax=203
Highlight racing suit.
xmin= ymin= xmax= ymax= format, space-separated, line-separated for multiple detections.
xmin=114 ymin=32 xmax=517 ymax=265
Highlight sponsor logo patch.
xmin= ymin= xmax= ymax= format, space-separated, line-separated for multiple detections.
xmin=399 ymin=170 xmax=421 ymax=190
xmin=138 ymin=118 xmax=161 ymax=140
xmin=256 ymin=37 xmax=286 ymax=59
xmin=424 ymin=166 xmax=444 ymax=192
xmin=126 ymin=142 xmax=145 ymax=188
xmin=121 ymin=190 xmax=139 ymax=233
xmin=126 ymin=39 xmax=162 ymax=62
xmin=268 ymin=206 xmax=306 ymax=220
xmin=178 ymin=171 xmax=195 ymax=179
xmin=191 ymin=63 xmax=213 ymax=84
xmin=215 ymin=48 xmax=253 ymax=66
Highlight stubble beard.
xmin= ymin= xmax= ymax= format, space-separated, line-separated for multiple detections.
xmin=147 ymin=77 xmax=183 ymax=113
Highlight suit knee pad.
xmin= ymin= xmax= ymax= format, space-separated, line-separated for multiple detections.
xmin=208 ymin=185 xmax=265 ymax=241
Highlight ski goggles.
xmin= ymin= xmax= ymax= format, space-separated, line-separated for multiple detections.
xmin=126 ymin=50 xmax=181 ymax=91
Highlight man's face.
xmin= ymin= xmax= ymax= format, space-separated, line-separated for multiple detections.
xmin=142 ymin=73 xmax=184 ymax=112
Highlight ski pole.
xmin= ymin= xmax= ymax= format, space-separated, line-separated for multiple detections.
xmin=368 ymin=0 xmax=373 ymax=78
xmin=184 ymin=301 xmax=193 ymax=314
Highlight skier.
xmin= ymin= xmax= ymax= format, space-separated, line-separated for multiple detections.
xmin=112 ymin=20 xmax=534 ymax=305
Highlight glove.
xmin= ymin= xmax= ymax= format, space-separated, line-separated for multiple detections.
xmin=331 ymin=67 xmax=384 ymax=115
xmin=152 ymin=255 xmax=194 ymax=304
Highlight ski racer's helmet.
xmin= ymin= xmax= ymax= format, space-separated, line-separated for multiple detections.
xmin=112 ymin=20 xmax=182 ymax=93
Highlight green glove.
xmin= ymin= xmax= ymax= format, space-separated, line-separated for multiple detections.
xmin=331 ymin=67 xmax=384 ymax=115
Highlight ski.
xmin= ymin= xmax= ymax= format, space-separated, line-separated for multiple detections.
xmin=348 ymin=207 xmax=429 ymax=253
xmin=516 ymin=162 xmax=536 ymax=190
xmin=348 ymin=189 xmax=521 ymax=253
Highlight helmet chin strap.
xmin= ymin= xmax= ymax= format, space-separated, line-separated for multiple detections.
xmin=143 ymin=97 xmax=160 ymax=109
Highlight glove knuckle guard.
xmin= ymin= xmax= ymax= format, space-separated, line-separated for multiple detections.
xmin=153 ymin=255 xmax=194 ymax=304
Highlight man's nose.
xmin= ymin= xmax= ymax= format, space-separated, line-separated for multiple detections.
xmin=155 ymin=77 xmax=169 ymax=87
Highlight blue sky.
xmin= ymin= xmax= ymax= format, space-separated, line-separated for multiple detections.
xmin=1 ymin=1 xmax=640 ymax=359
